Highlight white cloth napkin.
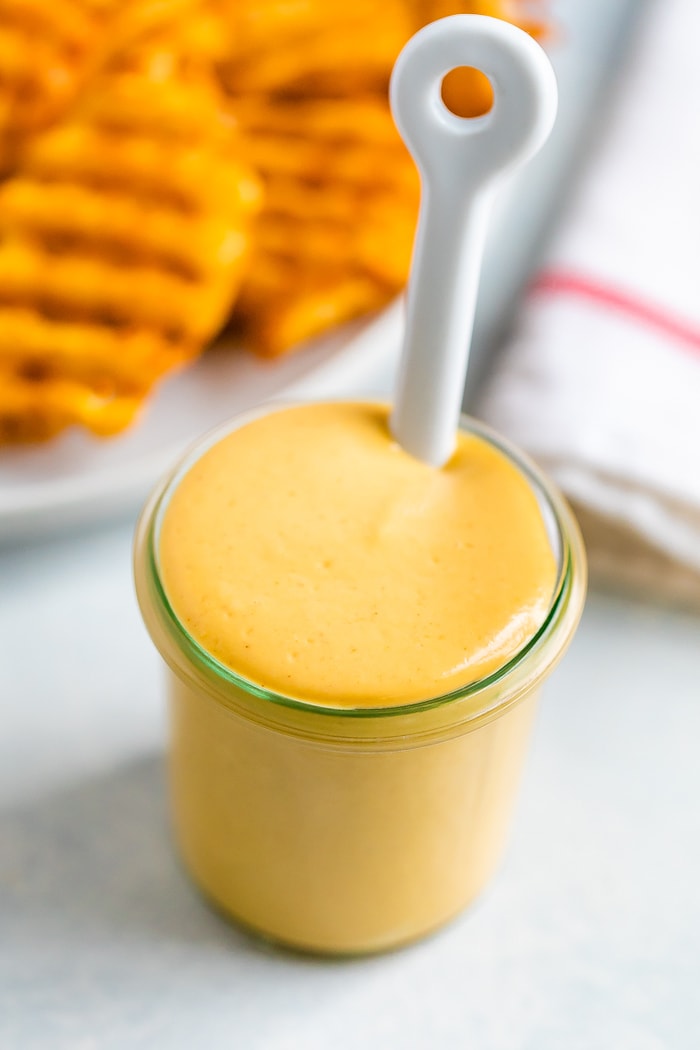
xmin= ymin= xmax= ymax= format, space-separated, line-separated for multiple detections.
xmin=478 ymin=0 xmax=700 ymax=604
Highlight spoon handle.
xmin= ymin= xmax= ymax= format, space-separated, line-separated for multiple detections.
xmin=389 ymin=15 xmax=558 ymax=467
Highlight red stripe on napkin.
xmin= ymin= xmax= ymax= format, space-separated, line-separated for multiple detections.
xmin=530 ymin=271 xmax=700 ymax=356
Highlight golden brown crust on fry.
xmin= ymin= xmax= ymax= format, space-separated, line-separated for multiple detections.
xmin=239 ymin=275 xmax=389 ymax=359
xmin=0 ymin=0 xmax=206 ymax=166
xmin=0 ymin=27 xmax=260 ymax=441
xmin=0 ymin=371 xmax=142 ymax=443
xmin=230 ymin=91 xmax=419 ymax=355
xmin=228 ymin=0 xmax=544 ymax=357
xmin=217 ymin=0 xmax=412 ymax=96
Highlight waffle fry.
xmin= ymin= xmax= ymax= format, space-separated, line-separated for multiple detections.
xmin=0 ymin=369 xmax=143 ymax=441
xmin=0 ymin=0 xmax=107 ymax=168
xmin=217 ymin=0 xmax=412 ymax=96
xmin=230 ymin=92 xmax=418 ymax=356
xmin=251 ymin=275 xmax=389 ymax=356
xmin=0 ymin=31 xmax=260 ymax=441
xmin=228 ymin=1 xmax=545 ymax=357
xmin=0 ymin=0 xmax=207 ymax=168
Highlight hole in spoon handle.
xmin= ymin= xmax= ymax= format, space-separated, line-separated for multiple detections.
xmin=389 ymin=15 xmax=558 ymax=468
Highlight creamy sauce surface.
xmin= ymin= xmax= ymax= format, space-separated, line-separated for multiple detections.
xmin=159 ymin=402 xmax=556 ymax=706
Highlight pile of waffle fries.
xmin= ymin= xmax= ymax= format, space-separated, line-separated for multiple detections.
xmin=0 ymin=0 xmax=543 ymax=442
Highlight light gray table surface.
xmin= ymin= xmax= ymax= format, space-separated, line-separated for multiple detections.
xmin=2 ymin=513 xmax=699 ymax=1050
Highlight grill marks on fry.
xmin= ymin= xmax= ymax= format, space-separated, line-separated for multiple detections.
xmin=231 ymin=95 xmax=419 ymax=355
xmin=0 ymin=23 xmax=260 ymax=441
xmin=0 ymin=0 xmax=110 ymax=157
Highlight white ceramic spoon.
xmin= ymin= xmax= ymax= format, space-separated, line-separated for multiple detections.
xmin=389 ymin=15 xmax=558 ymax=467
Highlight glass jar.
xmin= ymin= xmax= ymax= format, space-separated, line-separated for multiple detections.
xmin=134 ymin=406 xmax=586 ymax=955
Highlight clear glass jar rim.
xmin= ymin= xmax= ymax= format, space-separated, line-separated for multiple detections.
xmin=138 ymin=401 xmax=586 ymax=730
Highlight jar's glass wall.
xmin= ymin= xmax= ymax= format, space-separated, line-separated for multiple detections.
xmin=167 ymin=668 xmax=543 ymax=954
xmin=134 ymin=407 xmax=586 ymax=953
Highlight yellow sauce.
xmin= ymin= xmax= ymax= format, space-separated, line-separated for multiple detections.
xmin=159 ymin=402 xmax=556 ymax=706
xmin=136 ymin=401 xmax=581 ymax=953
